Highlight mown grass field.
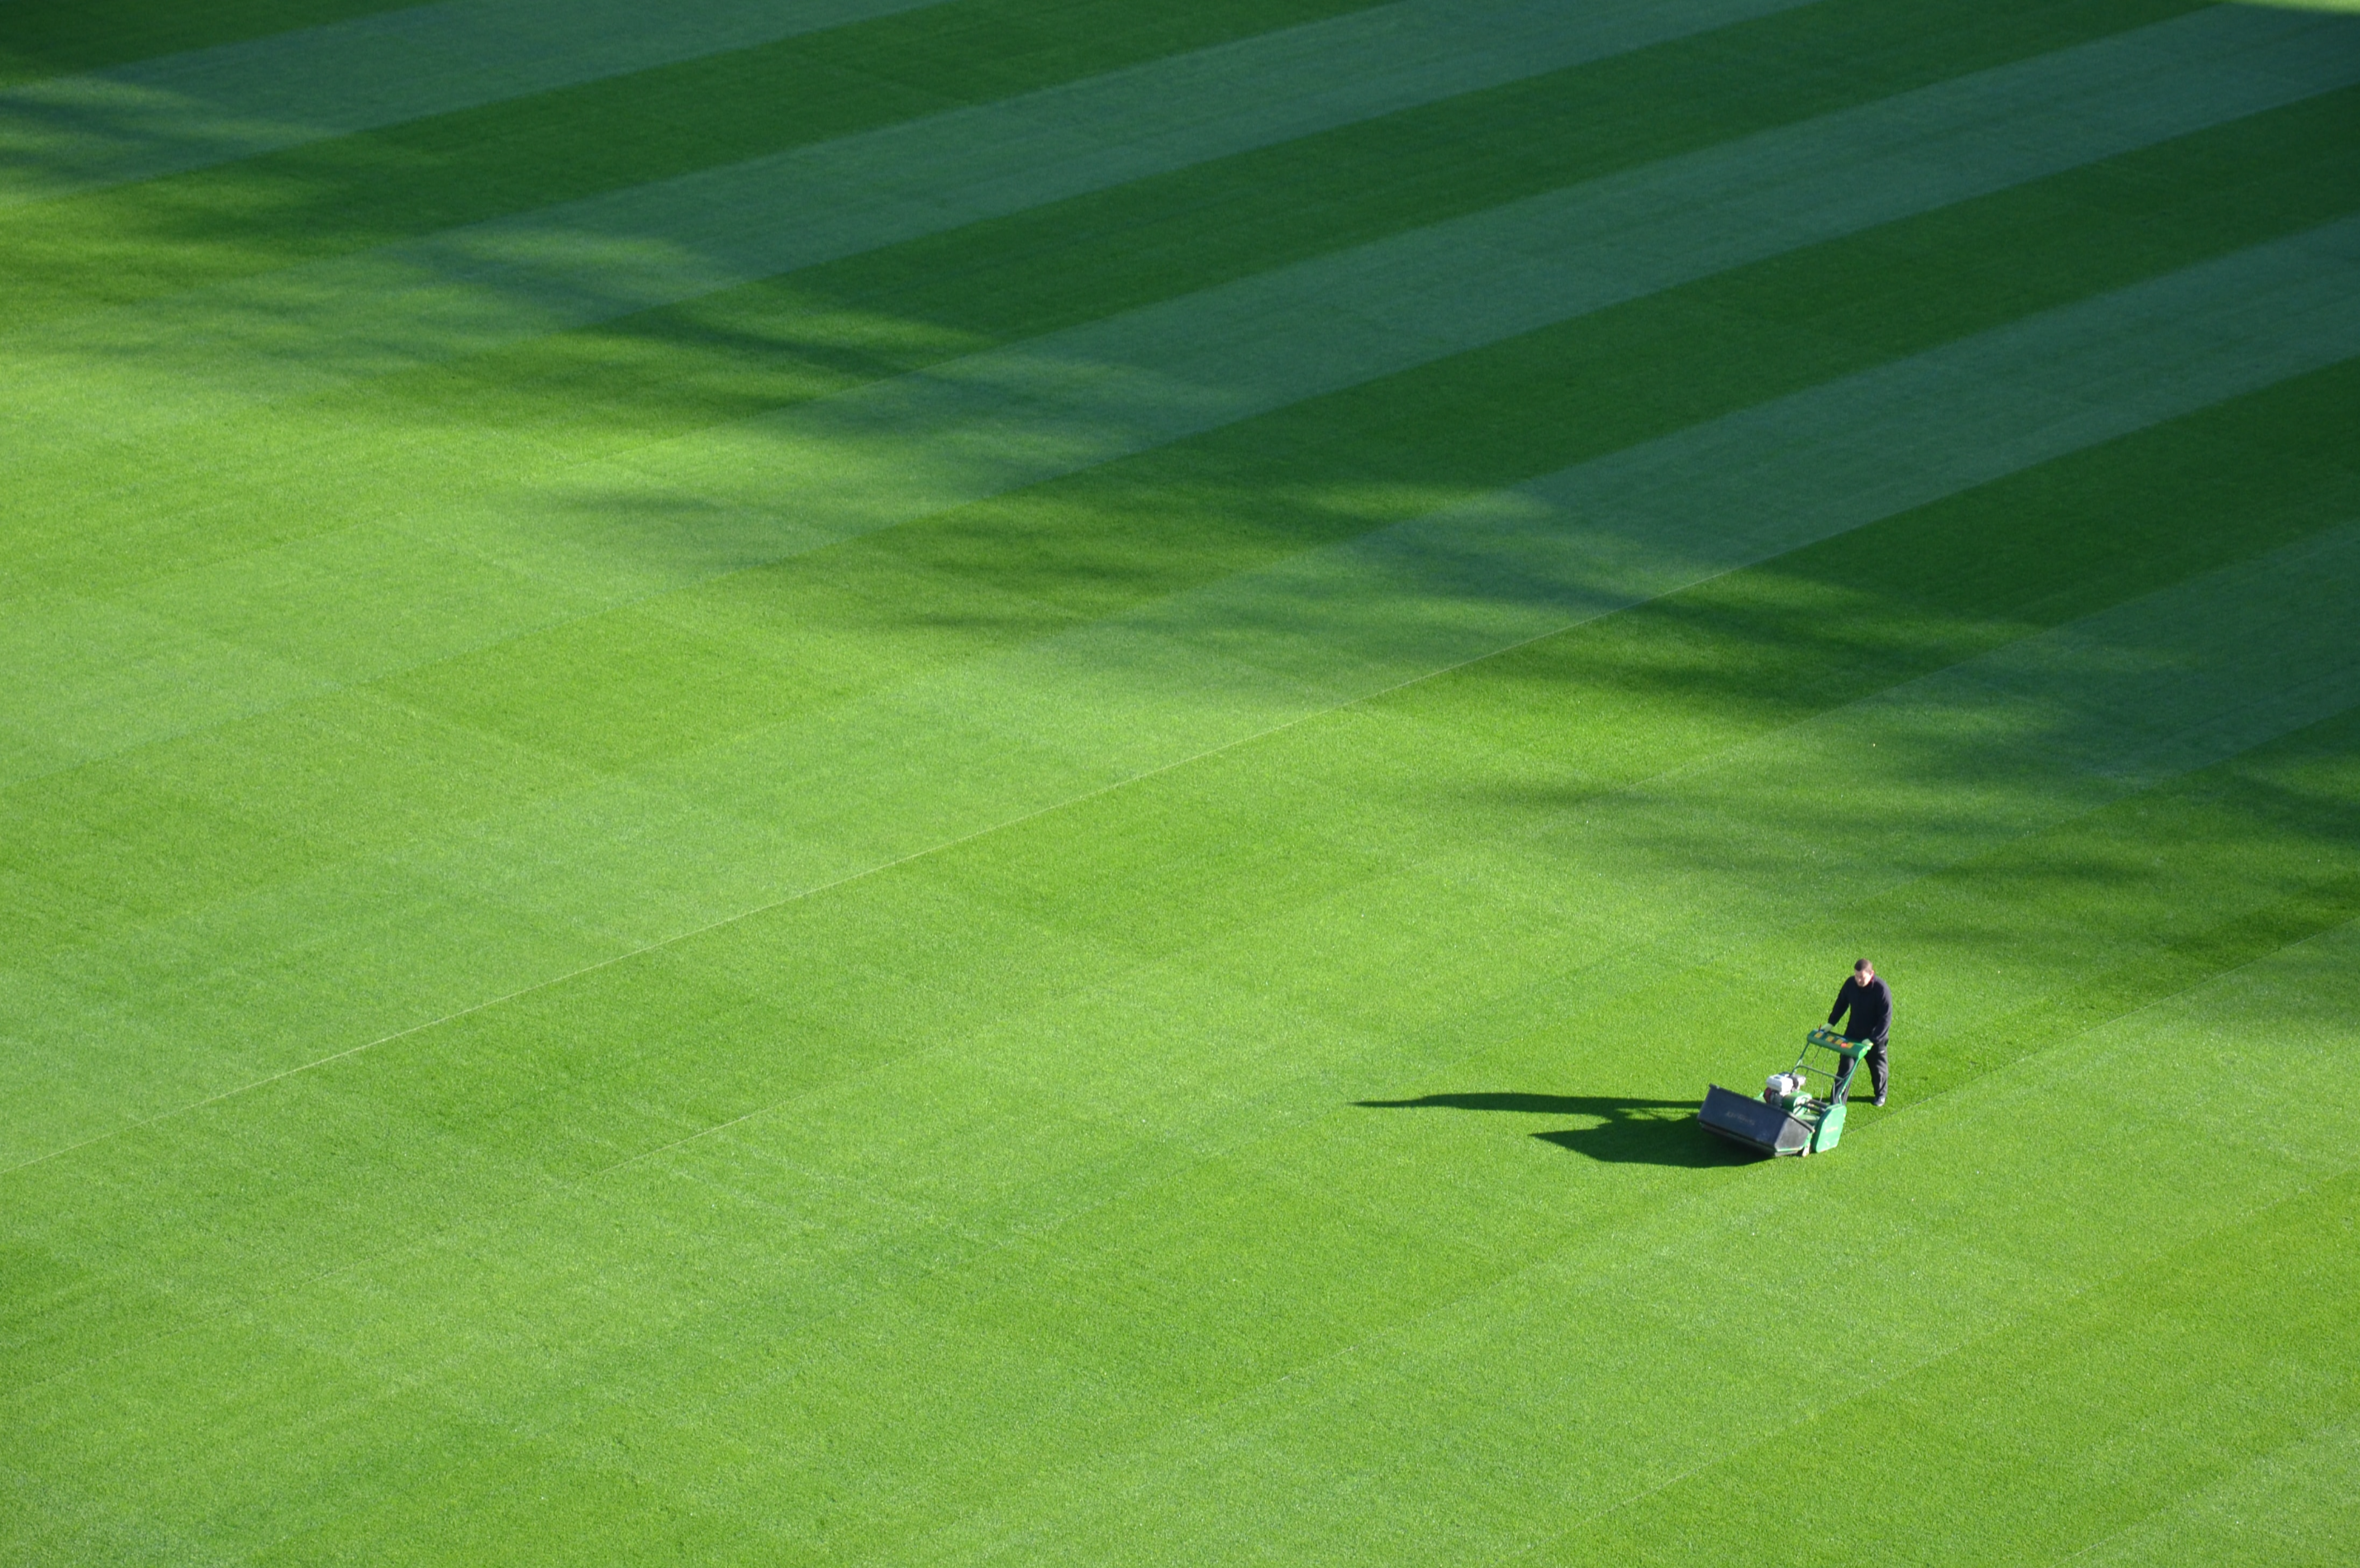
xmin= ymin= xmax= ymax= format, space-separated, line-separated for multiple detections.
xmin=4 ymin=1 xmax=2358 ymax=1561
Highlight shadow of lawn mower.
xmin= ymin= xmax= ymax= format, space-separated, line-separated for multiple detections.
xmin=1698 ymin=1028 xmax=1872 ymax=1157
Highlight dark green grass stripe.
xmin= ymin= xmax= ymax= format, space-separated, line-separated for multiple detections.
xmin=1943 ymin=870 xmax=2360 ymax=1091
xmin=360 ymin=103 xmax=2360 ymax=772
xmin=0 ymin=0 xmax=1012 ymax=208
xmin=150 ymin=0 xmax=2195 ymax=498
xmin=1376 ymin=351 xmax=2360 ymax=782
xmin=949 ymin=1139 xmax=2360 ymax=1559
xmin=847 ymin=89 xmax=2360 ymax=625
xmin=0 ymin=0 xmax=1382 ymax=324
xmin=0 ymin=0 xmax=412 ymax=86
xmin=4 ymin=0 xmax=1889 ymax=440
xmin=1 ymin=0 xmax=2229 ymax=465
xmin=9 ymin=38 xmax=2345 ymax=606
xmin=740 ymin=0 xmax=2206 ymax=358
xmin=399 ymin=0 xmax=2222 ymax=430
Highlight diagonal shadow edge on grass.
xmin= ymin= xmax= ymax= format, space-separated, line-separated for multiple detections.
xmin=1489 ymin=1133 xmax=2360 ymax=1565
xmin=2053 ymin=1410 xmax=2360 ymax=1566
xmin=7 ymin=512 xmax=2354 ymax=1183
xmin=817 ymin=217 xmax=2360 ymax=751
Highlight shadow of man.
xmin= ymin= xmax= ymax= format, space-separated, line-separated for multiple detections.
xmin=1356 ymin=1092 xmax=1750 ymax=1167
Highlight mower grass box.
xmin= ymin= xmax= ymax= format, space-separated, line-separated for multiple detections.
xmin=1699 ymin=1028 xmax=1868 ymax=1157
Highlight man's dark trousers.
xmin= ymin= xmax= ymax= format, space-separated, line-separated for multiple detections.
xmin=1829 ymin=974 xmax=1892 ymax=1104
xmin=1852 ymin=1038 xmax=1888 ymax=1105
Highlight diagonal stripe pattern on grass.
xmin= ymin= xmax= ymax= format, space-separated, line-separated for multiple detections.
xmin=7 ymin=534 xmax=2357 ymax=1556
xmin=0 ymin=0 xmax=967 ymax=204
xmin=525 ymin=6 xmax=2360 ymax=565
xmin=0 ymin=0 xmax=1826 ymax=442
xmin=5 ymin=0 xmax=2360 ymax=1561
xmin=9 ymin=216 xmax=2354 ymax=1155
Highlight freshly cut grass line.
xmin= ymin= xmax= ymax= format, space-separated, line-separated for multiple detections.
xmin=2060 ymin=1415 xmax=2360 ymax=1566
xmin=525 ymin=6 xmax=2360 ymax=561
xmin=0 ymin=748 xmax=1210 ymax=1179
xmin=0 ymin=0 xmax=964 ymax=207
xmin=0 ymin=2 xmax=419 ymax=88
xmin=0 ymin=0 xmax=1820 ymax=442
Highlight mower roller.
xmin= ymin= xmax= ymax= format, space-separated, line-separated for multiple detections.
xmin=1698 ymin=1027 xmax=1869 ymax=1157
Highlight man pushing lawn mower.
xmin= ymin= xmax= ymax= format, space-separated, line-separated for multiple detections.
xmin=1827 ymin=958 xmax=1891 ymax=1108
xmin=1694 ymin=960 xmax=1894 ymax=1157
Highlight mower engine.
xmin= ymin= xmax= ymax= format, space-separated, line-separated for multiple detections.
xmin=1701 ymin=1028 xmax=1872 ymax=1157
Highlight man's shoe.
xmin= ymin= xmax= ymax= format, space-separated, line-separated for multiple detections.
xmin=1872 ymin=1095 xmax=1887 ymax=1108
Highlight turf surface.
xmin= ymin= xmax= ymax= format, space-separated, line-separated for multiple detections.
xmin=3 ymin=1 xmax=2358 ymax=1562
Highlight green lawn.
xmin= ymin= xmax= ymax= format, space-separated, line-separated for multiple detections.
xmin=4 ymin=1 xmax=2357 ymax=1561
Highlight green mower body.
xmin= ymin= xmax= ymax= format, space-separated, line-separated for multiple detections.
xmin=1698 ymin=1027 xmax=1869 ymax=1157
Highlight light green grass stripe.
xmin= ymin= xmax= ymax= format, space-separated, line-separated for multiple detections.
xmin=0 ymin=0 xmax=964 ymax=207
xmin=913 ymin=927 xmax=2360 ymax=1562
xmin=0 ymin=0 xmax=1820 ymax=444
xmin=12 ymin=231 xmax=2350 ymax=1162
xmin=513 ymin=5 xmax=2359 ymax=577
xmin=2072 ymin=1415 xmax=2360 ymax=1567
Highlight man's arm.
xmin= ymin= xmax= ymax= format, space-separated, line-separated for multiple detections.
xmin=1829 ymin=980 xmax=1853 ymax=1029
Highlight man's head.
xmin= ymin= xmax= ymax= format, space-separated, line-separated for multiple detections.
xmin=1854 ymin=958 xmax=1875 ymax=982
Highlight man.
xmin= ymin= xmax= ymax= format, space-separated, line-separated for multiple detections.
xmin=1828 ymin=959 xmax=1892 ymax=1107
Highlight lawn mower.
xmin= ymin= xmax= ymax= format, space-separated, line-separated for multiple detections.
xmin=1698 ymin=1027 xmax=1869 ymax=1157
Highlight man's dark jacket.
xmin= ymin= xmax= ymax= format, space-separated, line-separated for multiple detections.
xmin=1829 ymin=975 xmax=1892 ymax=1043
